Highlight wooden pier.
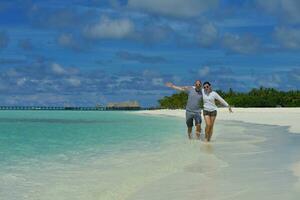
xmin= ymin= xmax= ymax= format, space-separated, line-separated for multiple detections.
xmin=0 ymin=106 xmax=141 ymax=111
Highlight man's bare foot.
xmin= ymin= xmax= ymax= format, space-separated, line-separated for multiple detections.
xmin=195 ymin=132 xmax=201 ymax=140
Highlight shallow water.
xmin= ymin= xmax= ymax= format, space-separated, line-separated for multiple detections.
xmin=0 ymin=111 xmax=299 ymax=200
xmin=129 ymin=120 xmax=300 ymax=200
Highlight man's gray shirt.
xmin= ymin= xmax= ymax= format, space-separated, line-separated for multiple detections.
xmin=186 ymin=87 xmax=203 ymax=113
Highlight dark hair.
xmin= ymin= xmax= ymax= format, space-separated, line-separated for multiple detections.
xmin=195 ymin=80 xmax=202 ymax=84
xmin=203 ymin=81 xmax=211 ymax=86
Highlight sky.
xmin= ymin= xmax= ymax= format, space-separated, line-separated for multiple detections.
xmin=0 ymin=0 xmax=299 ymax=107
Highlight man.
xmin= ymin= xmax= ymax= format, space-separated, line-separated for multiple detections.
xmin=165 ymin=80 xmax=203 ymax=139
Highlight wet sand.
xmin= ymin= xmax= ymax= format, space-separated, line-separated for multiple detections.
xmin=131 ymin=108 xmax=300 ymax=199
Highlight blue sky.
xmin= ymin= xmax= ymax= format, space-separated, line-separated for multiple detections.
xmin=0 ymin=0 xmax=299 ymax=106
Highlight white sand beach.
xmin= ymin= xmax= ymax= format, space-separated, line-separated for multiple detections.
xmin=135 ymin=108 xmax=300 ymax=134
xmin=131 ymin=108 xmax=300 ymax=199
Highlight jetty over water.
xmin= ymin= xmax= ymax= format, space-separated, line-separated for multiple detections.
xmin=0 ymin=101 xmax=143 ymax=111
xmin=0 ymin=106 xmax=141 ymax=111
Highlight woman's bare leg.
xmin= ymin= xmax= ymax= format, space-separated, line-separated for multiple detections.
xmin=207 ymin=116 xmax=216 ymax=141
xmin=204 ymin=115 xmax=211 ymax=142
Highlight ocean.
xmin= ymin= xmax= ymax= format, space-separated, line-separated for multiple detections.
xmin=0 ymin=111 xmax=300 ymax=200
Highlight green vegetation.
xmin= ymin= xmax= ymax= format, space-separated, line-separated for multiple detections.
xmin=158 ymin=87 xmax=300 ymax=108
xmin=158 ymin=91 xmax=188 ymax=109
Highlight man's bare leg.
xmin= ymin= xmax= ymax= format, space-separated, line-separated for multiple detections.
xmin=188 ymin=127 xmax=193 ymax=139
xmin=195 ymin=124 xmax=201 ymax=139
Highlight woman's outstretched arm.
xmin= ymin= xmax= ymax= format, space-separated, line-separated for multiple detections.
xmin=215 ymin=92 xmax=233 ymax=112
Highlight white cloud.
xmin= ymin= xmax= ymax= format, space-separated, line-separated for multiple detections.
xmin=289 ymin=68 xmax=300 ymax=82
xmin=256 ymin=74 xmax=282 ymax=88
xmin=274 ymin=27 xmax=300 ymax=50
xmin=51 ymin=63 xmax=66 ymax=75
xmin=142 ymin=69 xmax=160 ymax=78
xmin=198 ymin=66 xmax=210 ymax=77
xmin=3 ymin=94 xmax=71 ymax=106
xmin=16 ymin=78 xmax=27 ymax=86
xmin=0 ymin=79 xmax=8 ymax=91
xmin=171 ymin=75 xmax=182 ymax=84
xmin=256 ymin=0 xmax=300 ymax=24
xmin=58 ymin=33 xmax=73 ymax=47
xmin=57 ymin=33 xmax=82 ymax=51
xmin=291 ymin=73 xmax=300 ymax=81
xmin=116 ymin=76 xmax=133 ymax=84
xmin=83 ymin=16 xmax=134 ymax=40
xmin=127 ymin=0 xmax=219 ymax=18
xmin=256 ymin=0 xmax=280 ymax=13
xmin=6 ymin=69 xmax=19 ymax=77
xmin=222 ymin=33 xmax=260 ymax=54
xmin=152 ymin=78 xmax=163 ymax=86
xmin=133 ymin=25 xmax=171 ymax=44
xmin=66 ymin=77 xmax=81 ymax=87
xmin=197 ymin=23 xmax=218 ymax=47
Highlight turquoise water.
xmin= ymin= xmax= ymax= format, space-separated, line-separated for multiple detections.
xmin=0 ymin=111 xmax=188 ymax=199
xmin=0 ymin=111 xmax=183 ymax=167
xmin=1 ymin=111 xmax=300 ymax=200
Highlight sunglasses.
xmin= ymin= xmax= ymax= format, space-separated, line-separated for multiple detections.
xmin=204 ymin=85 xmax=210 ymax=89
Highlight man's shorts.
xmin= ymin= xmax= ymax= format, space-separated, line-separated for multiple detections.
xmin=186 ymin=111 xmax=202 ymax=127
xmin=203 ymin=110 xmax=217 ymax=117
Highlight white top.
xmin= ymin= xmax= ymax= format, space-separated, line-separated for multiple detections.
xmin=202 ymin=89 xmax=229 ymax=111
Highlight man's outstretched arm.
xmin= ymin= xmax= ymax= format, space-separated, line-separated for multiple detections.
xmin=165 ymin=82 xmax=191 ymax=91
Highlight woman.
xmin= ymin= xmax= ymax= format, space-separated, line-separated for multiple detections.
xmin=202 ymin=81 xmax=232 ymax=142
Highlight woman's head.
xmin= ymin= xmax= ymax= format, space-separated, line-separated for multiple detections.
xmin=203 ymin=81 xmax=211 ymax=92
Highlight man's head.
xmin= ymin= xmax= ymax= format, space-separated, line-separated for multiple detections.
xmin=194 ymin=80 xmax=202 ymax=91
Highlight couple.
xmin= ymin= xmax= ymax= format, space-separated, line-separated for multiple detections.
xmin=166 ymin=80 xmax=232 ymax=142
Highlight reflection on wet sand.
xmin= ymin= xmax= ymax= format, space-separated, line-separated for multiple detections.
xmin=129 ymin=121 xmax=300 ymax=200
xmin=200 ymin=142 xmax=214 ymax=154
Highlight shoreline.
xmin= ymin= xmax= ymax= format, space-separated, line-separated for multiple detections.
xmin=133 ymin=107 xmax=300 ymax=197
xmin=1 ymin=109 xmax=300 ymax=199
